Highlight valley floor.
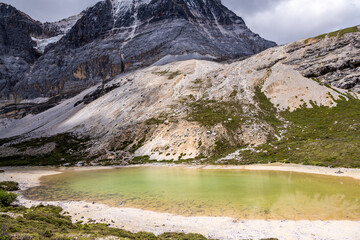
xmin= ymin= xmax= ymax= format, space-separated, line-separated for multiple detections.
xmin=1 ymin=164 xmax=360 ymax=240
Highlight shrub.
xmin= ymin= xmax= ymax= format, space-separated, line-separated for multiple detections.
xmin=24 ymin=205 xmax=72 ymax=227
xmin=0 ymin=190 xmax=17 ymax=206
xmin=0 ymin=235 xmax=11 ymax=240
xmin=0 ymin=181 xmax=19 ymax=191
xmin=43 ymin=229 xmax=54 ymax=238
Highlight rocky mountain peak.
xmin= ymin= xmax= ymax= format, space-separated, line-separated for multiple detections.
xmin=1 ymin=0 xmax=276 ymax=116
xmin=107 ymin=0 xmax=246 ymax=28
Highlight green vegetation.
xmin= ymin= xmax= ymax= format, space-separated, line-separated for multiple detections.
xmin=129 ymin=137 xmax=146 ymax=153
xmin=206 ymin=141 xmax=242 ymax=163
xmin=0 ymin=180 xmax=18 ymax=208
xmin=145 ymin=117 xmax=166 ymax=125
xmin=152 ymin=70 xmax=169 ymax=76
xmin=0 ymin=181 xmax=19 ymax=191
xmin=254 ymin=85 xmax=282 ymax=130
xmin=145 ymin=112 xmax=169 ymax=126
xmin=305 ymin=25 xmax=359 ymax=43
xmin=168 ymin=71 xmax=182 ymax=80
xmin=0 ymin=204 xmax=215 ymax=240
xmin=152 ymin=70 xmax=182 ymax=80
xmin=0 ymin=134 xmax=89 ymax=167
xmin=239 ymin=97 xmax=360 ymax=168
xmin=182 ymin=73 xmax=360 ymax=168
xmin=0 ymin=191 xmax=17 ymax=207
xmin=187 ymin=99 xmax=246 ymax=130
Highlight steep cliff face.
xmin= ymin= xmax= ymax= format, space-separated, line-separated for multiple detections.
xmin=0 ymin=3 xmax=80 ymax=108
xmin=0 ymin=3 xmax=42 ymax=102
xmin=10 ymin=0 xmax=275 ymax=103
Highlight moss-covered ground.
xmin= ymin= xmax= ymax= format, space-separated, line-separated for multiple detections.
xmin=305 ymin=25 xmax=359 ymax=43
xmin=0 ymin=134 xmax=89 ymax=167
xmin=186 ymin=99 xmax=248 ymax=130
xmin=0 ymin=204 xmax=214 ymax=240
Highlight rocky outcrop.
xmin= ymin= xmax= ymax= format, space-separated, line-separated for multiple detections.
xmin=284 ymin=28 xmax=360 ymax=92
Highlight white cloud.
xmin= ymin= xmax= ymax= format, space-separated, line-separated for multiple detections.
xmin=233 ymin=0 xmax=360 ymax=44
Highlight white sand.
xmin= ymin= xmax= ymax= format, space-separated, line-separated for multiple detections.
xmin=1 ymin=164 xmax=360 ymax=240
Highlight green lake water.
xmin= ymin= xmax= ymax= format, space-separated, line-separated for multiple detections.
xmin=24 ymin=167 xmax=360 ymax=220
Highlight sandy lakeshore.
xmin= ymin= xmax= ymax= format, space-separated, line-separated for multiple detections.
xmin=1 ymin=164 xmax=360 ymax=240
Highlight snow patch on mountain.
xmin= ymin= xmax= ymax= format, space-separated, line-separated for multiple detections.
xmin=32 ymin=35 xmax=64 ymax=53
xmin=110 ymin=0 xmax=151 ymax=18
xmin=32 ymin=14 xmax=82 ymax=53
xmin=49 ymin=14 xmax=83 ymax=34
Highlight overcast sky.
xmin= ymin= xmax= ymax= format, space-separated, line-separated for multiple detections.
xmin=1 ymin=0 xmax=360 ymax=44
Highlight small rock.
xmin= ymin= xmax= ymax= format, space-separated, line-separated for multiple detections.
xmin=75 ymin=161 xmax=84 ymax=167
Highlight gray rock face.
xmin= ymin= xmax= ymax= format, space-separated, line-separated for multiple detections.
xmin=284 ymin=31 xmax=360 ymax=93
xmin=10 ymin=0 xmax=276 ymax=102
xmin=0 ymin=3 xmax=42 ymax=100
xmin=0 ymin=3 xmax=68 ymax=102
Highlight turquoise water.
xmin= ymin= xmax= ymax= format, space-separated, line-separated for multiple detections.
xmin=24 ymin=167 xmax=360 ymax=220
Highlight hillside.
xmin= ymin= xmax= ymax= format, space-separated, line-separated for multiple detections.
xmin=0 ymin=26 xmax=359 ymax=168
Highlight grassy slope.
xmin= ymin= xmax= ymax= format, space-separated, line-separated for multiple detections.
xmin=238 ymin=91 xmax=360 ymax=168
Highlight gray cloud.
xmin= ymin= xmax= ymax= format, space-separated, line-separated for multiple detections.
xmin=222 ymin=0 xmax=286 ymax=17
xmin=1 ymin=0 xmax=360 ymax=44
xmin=0 ymin=0 xmax=99 ymax=22
xmin=223 ymin=0 xmax=360 ymax=44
